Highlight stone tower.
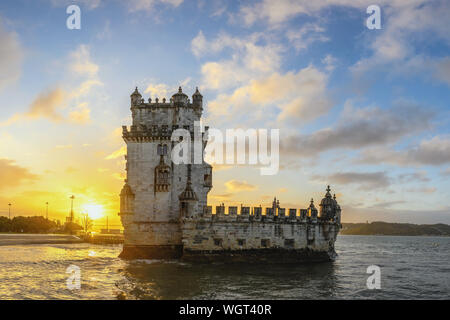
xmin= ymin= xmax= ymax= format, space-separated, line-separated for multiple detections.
xmin=119 ymin=86 xmax=212 ymax=259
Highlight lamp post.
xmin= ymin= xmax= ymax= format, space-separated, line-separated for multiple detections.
xmin=46 ymin=202 xmax=49 ymax=220
xmin=8 ymin=203 xmax=11 ymax=219
xmin=69 ymin=195 xmax=75 ymax=224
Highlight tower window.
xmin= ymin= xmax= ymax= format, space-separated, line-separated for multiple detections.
xmin=214 ymin=239 xmax=222 ymax=246
xmin=157 ymin=144 xmax=168 ymax=156
xmin=237 ymin=239 xmax=245 ymax=246
xmin=284 ymin=239 xmax=295 ymax=248
xmin=261 ymin=239 xmax=270 ymax=247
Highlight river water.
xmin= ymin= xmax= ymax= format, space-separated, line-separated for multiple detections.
xmin=0 ymin=235 xmax=448 ymax=299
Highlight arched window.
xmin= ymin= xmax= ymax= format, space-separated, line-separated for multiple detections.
xmin=155 ymin=155 xmax=170 ymax=192
xmin=157 ymin=144 xmax=168 ymax=156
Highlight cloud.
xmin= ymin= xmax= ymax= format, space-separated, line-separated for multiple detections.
xmin=69 ymin=45 xmax=99 ymax=77
xmin=192 ymin=30 xmax=332 ymax=126
xmin=405 ymin=187 xmax=436 ymax=194
xmin=105 ymin=146 xmax=127 ymax=160
xmin=191 ymin=31 xmax=207 ymax=57
xmin=26 ymin=88 xmax=66 ymax=122
xmin=144 ymin=82 xmax=171 ymax=98
xmin=286 ymin=23 xmax=329 ymax=51
xmin=207 ymin=65 xmax=331 ymax=125
xmin=351 ymin=1 xmax=450 ymax=86
xmin=281 ymin=100 xmax=433 ymax=157
xmin=225 ymin=179 xmax=257 ymax=191
xmin=370 ymin=200 xmax=406 ymax=209
xmin=0 ymin=19 xmax=22 ymax=91
xmin=209 ymin=193 xmax=234 ymax=201
xmin=127 ymin=0 xmax=183 ymax=12
xmin=237 ymin=0 xmax=371 ymax=27
xmin=1 ymin=45 xmax=101 ymax=126
xmin=68 ymin=102 xmax=91 ymax=124
xmin=0 ymin=159 xmax=38 ymax=190
xmin=433 ymin=57 xmax=450 ymax=86
xmin=236 ymin=1 xmax=450 ymax=87
xmin=357 ymin=135 xmax=450 ymax=167
xmin=397 ymin=171 xmax=429 ymax=183
xmin=112 ymin=172 xmax=126 ymax=180
xmin=192 ymin=31 xmax=282 ymax=90
xmin=1 ymin=84 xmax=98 ymax=126
xmin=50 ymin=0 xmax=102 ymax=10
xmin=342 ymin=205 xmax=450 ymax=224
xmin=313 ymin=171 xmax=390 ymax=190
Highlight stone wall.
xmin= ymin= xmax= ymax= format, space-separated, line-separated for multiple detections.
xmin=181 ymin=215 xmax=340 ymax=253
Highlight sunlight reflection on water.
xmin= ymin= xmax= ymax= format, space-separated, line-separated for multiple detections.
xmin=0 ymin=236 xmax=449 ymax=299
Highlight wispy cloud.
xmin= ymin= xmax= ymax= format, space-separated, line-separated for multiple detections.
xmin=281 ymin=100 xmax=434 ymax=158
xmin=0 ymin=18 xmax=22 ymax=91
xmin=1 ymin=45 xmax=101 ymax=126
xmin=105 ymin=146 xmax=126 ymax=160
xmin=225 ymin=179 xmax=257 ymax=192
xmin=0 ymin=159 xmax=38 ymax=190
xmin=312 ymin=171 xmax=391 ymax=190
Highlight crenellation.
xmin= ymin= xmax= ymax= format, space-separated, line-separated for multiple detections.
xmin=228 ymin=206 xmax=238 ymax=217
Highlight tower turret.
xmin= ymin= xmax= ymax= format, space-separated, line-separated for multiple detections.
xmin=320 ymin=185 xmax=335 ymax=220
xmin=192 ymin=87 xmax=203 ymax=109
xmin=172 ymin=86 xmax=189 ymax=106
xmin=130 ymin=87 xmax=142 ymax=107
xmin=308 ymin=198 xmax=318 ymax=222
xmin=179 ymin=164 xmax=198 ymax=219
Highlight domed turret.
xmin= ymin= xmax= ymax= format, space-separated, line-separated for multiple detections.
xmin=320 ymin=185 xmax=336 ymax=220
xmin=192 ymin=87 xmax=203 ymax=109
xmin=172 ymin=86 xmax=189 ymax=105
xmin=308 ymin=198 xmax=318 ymax=222
xmin=130 ymin=87 xmax=142 ymax=106
xmin=179 ymin=165 xmax=198 ymax=219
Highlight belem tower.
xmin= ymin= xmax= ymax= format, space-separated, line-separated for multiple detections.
xmin=118 ymin=86 xmax=342 ymax=262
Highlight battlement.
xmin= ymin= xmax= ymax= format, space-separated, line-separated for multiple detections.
xmin=122 ymin=124 xmax=209 ymax=141
xmin=182 ymin=204 xmax=339 ymax=225
xmin=130 ymin=86 xmax=202 ymax=110
xmin=181 ymin=202 xmax=341 ymax=256
xmin=132 ymin=97 xmax=197 ymax=109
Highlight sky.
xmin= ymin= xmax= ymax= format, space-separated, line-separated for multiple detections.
xmin=0 ymin=0 xmax=449 ymax=226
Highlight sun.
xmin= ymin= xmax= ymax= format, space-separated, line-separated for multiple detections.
xmin=82 ymin=203 xmax=104 ymax=220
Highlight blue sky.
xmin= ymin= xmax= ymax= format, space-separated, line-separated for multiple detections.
xmin=0 ymin=0 xmax=449 ymax=224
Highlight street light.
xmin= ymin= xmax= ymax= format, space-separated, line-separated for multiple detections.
xmin=8 ymin=203 xmax=11 ymax=219
xmin=46 ymin=202 xmax=49 ymax=220
xmin=69 ymin=195 xmax=75 ymax=224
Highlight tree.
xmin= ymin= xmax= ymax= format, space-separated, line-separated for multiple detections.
xmin=80 ymin=213 xmax=93 ymax=234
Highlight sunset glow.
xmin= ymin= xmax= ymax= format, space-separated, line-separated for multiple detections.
xmin=82 ymin=203 xmax=104 ymax=220
xmin=0 ymin=0 xmax=449 ymax=227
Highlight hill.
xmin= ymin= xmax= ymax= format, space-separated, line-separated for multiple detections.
xmin=341 ymin=221 xmax=450 ymax=236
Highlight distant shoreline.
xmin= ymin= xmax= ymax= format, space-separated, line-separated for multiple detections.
xmin=341 ymin=221 xmax=450 ymax=236
xmin=339 ymin=234 xmax=450 ymax=237
xmin=0 ymin=233 xmax=83 ymax=246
